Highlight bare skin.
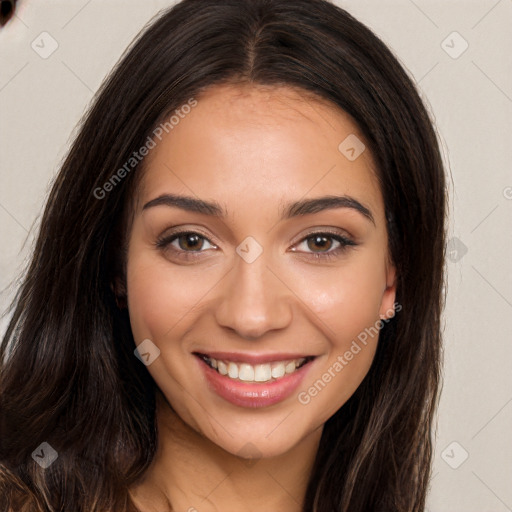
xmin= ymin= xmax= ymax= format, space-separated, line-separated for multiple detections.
xmin=125 ymin=83 xmax=397 ymax=511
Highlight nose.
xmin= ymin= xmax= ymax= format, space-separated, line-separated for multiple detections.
xmin=214 ymin=251 xmax=293 ymax=340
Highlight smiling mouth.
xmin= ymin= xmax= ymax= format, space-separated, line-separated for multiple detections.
xmin=194 ymin=353 xmax=315 ymax=384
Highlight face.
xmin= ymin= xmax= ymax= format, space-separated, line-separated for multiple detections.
xmin=125 ymin=83 xmax=396 ymax=459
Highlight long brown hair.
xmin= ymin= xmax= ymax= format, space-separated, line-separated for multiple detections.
xmin=0 ymin=0 xmax=447 ymax=510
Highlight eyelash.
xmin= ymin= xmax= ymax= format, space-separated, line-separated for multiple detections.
xmin=155 ymin=229 xmax=357 ymax=262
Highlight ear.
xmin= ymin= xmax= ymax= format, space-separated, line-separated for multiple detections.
xmin=379 ymin=263 xmax=397 ymax=320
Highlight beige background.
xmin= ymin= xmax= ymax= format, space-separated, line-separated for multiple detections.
xmin=1 ymin=1 xmax=511 ymax=510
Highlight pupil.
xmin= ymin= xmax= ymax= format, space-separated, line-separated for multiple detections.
xmin=309 ymin=235 xmax=330 ymax=252
xmin=181 ymin=234 xmax=202 ymax=251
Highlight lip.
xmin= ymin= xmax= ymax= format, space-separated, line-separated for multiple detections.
xmin=194 ymin=353 xmax=316 ymax=408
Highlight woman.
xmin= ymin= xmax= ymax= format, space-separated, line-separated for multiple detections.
xmin=0 ymin=0 xmax=447 ymax=510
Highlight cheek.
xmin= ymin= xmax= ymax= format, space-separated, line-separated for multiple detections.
xmin=291 ymin=254 xmax=386 ymax=340
xmin=290 ymin=255 xmax=386 ymax=418
xmin=126 ymin=260 xmax=164 ymax=342
xmin=125 ymin=247 xmax=204 ymax=342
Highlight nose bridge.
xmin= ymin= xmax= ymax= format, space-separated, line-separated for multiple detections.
xmin=214 ymin=244 xmax=292 ymax=339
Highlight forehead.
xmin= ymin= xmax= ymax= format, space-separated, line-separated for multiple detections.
xmin=136 ymin=83 xmax=384 ymax=223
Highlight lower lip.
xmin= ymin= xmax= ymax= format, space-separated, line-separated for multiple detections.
xmin=196 ymin=356 xmax=314 ymax=408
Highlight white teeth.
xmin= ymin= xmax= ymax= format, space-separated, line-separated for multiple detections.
xmin=203 ymin=355 xmax=310 ymax=383
xmin=271 ymin=363 xmax=285 ymax=379
xmin=217 ymin=361 xmax=228 ymax=375
xmin=228 ymin=362 xmax=238 ymax=379
xmin=296 ymin=357 xmax=306 ymax=367
xmin=285 ymin=361 xmax=296 ymax=374
xmin=254 ymin=364 xmax=271 ymax=382
xmin=239 ymin=364 xmax=255 ymax=381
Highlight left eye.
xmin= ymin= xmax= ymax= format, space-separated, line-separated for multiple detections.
xmin=293 ymin=232 xmax=355 ymax=257
xmin=156 ymin=232 xmax=217 ymax=253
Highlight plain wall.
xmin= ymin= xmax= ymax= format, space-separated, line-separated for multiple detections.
xmin=1 ymin=1 xmax=511 ymax=510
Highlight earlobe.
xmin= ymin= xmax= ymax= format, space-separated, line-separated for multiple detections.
xmin=379 ymin=265 xmax=397 ymax=320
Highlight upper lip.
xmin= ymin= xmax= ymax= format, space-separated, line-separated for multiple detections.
xmin=194 ymin=351 xmax=316 ymax=365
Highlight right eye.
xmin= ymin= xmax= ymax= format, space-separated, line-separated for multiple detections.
xmin=155 ymin=231 xmax=218 ymax=260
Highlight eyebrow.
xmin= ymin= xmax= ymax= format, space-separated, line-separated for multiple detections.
xmin=142 ymin=193 xmax=375 ymax=225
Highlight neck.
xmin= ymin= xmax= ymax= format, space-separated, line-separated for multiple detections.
xmin=129 ymin=389 xmax=323 ymax=512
